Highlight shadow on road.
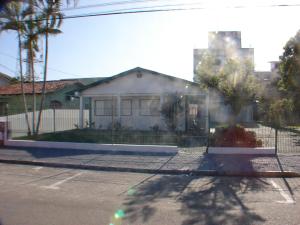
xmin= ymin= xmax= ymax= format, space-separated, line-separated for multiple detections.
xmin=123 ymin=154 xmax=269 ymax=225
xmin=124 ymin=175 xmax=268 ymax=225
xmin=194 ymin=153 xmax=276 ymax=173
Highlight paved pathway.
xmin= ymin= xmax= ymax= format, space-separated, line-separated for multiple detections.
xmin=0 ymin=146 xmax=299 ymax=176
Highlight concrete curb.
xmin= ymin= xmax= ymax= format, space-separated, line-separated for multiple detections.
xmin=0 ymin=158 xmax=299 ymax=178
xmin=5 ymin=140 xmax=178 ymax=154
xmin=3 ymin=146 xmax=177 ymax=156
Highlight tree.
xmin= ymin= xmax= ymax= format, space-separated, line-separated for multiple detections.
xmin=0 ymin=1 xmax=32 ymax=135
xmin=196 ymin=52 xmax=258 ymax=125
xmin=1 ymin=0 xmax=75 ymax=136
xmin=161 ymin=93 xmax=184 ymax=132
xmin=22 ymin=4 xmax=42 ymax=135
xmin=36 ymin=0 xmax=63 ymax=134
xmin=278 ymin=30 xmax=300 ymax=123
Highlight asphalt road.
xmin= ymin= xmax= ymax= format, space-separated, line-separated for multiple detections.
xmin=0 ymin=163 xmax=300 ymax=225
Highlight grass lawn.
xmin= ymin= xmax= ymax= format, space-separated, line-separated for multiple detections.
xmin=288 ymin=125 xmax=300 ymax=129
xmin=15 ymin=129 xmax=180 ymax=145
xmin=15 ymin=129 xmax=208 ymax=146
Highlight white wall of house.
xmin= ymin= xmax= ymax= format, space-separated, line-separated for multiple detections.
xmin=91 ymin=96 xmax=164 ymax=130
xmin=81 ymin=70 xmax=204 ymax=131
xmin=81 ymin=71 xmax=201 ymax=96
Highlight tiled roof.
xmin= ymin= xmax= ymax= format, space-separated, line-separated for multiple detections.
xmin=0 ymin=80 xmax=78 ymax=95
xmin=0 ymin=72 xmax=12 ymax=81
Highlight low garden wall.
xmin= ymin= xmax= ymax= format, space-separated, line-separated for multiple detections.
xmin=0 ymin=121 xmax=178 ymax=153
xmin=4 ymin=139 xmax=178 ymax=153
xmin=208 ymin=147 xmax=276 ymax=155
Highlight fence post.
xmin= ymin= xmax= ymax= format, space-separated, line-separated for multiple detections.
xmin=2 ymin=104 xmax=9 ymax=144
xmin=275 ymin=127 xmax=278 ymax=154
xmin=206 ymin=114 xmax=210 ymax=153
xmin=206 ymin=91 xmax=210 ymax=153
xmin=5 ymin=103 xmax=8 ymax=126
xmin=88 ymin=97 xmax=92 ymax=128
xmin=53 ymin=107 xmax=56 ymax=133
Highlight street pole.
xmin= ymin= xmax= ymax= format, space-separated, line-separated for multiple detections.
xmin=206 ymin=90 xmax=210 ymax=153
xmin=275 ymin=127 xmax=278 ymax=154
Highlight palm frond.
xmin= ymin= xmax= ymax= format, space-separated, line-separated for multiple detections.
xmin=47 ymin=28 xmax=62 ymax=34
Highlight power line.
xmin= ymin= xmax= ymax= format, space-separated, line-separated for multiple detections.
xmin=74 ymin=1 xmax=206 ymax=14
xmin=62 ymin=0 xmax=300 ymax=12
xmin=3 ymin=1 xmax=300 ymax=24
xmin=0 ymin=51 xmax=85 ymax=78
xmin=74 ymin=0 xmax=300 ymax=11
xmin=60 ymin=0 xmax=171 ymax=11
xmin=45 ymin=67 xmax=87 ymax=77
xmin=59 ymin=0 xmax=300 ymax=14
xmin=49 ymin=3 xmax=300 ymax=20
xmin=0 ymin=63 xmax=17 ymax=75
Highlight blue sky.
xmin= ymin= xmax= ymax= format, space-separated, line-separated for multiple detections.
xmin=0 ymin=0 xmax=300 ymax=81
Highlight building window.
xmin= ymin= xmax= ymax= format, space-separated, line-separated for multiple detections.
xmin=95 ymin=100 xmax=115 ymax=116
xmin=121 ymin=99 xmax=132 ymax=116
xmin=189 ymin=104 xmax=198 ymax=116
xmin=140 ymin=98 xmax=160 ymax=116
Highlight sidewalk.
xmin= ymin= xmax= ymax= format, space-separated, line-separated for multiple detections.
xmin=0 ymin=146 xmax=299 ymax=177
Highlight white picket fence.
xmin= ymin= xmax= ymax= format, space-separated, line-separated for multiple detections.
xmin=1 ymin=109 xmax=90 ymax=138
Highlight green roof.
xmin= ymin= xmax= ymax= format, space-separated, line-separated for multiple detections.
xmin=77 ymin=77 xmax=107 ymax=86
xmin=60 ymin=77 xmax=107 ymax=86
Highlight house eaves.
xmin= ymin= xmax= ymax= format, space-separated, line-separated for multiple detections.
xmin=77 ymin=67 xmax=200 ymax=93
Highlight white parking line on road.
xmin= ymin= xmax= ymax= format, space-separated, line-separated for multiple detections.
xmin=42 ymin=172 xmax=83 ymax=190
xmin=270 ymin=180 xmax=295 ymax=204
xmin=33 ymin=167 xmax=43 ymax=171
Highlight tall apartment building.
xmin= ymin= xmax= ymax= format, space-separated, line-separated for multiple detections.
xmin=193 ymin=31 xmax=254 ymax=80
xmin=193 ymin=31 xmax=255 ymax=123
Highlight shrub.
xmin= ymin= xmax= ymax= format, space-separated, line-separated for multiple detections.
xmin=150 ymin=124 xmax=160 ymax=133
xmin=210 ymin=125 xmax=262 ymax=147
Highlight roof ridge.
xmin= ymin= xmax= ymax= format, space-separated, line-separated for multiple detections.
xmin=77 ymin=67 xmax=199 ymax=93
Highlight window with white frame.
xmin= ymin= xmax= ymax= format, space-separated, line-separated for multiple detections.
xmin=95 ymin=100 xmax=115 ymax=116
xmin=121 ymin=99 xmax=132 ymax=116
xmin=140 ymin=98 xmax=160 ymax=116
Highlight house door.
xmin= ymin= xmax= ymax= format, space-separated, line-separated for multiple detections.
xmin=186 ymin=96 xmax=206 ymax=132
xmin=0 ymin=102 xmax=7 ymax=116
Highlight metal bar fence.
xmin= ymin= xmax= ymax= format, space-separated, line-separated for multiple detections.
xmin=277 ymin=127 xmax=300 ymax=153
xmin=5 ymin=103 xmax=299 ymax=153
xmin=4 ymin=103 xmax=209 ymax=148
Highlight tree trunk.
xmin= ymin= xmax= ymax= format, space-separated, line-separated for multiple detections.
xmin=28 ymin=0 xmax=36 ymax=135
xmin=29 ymin=43 xmax=36 ymax=135
xmin=228 ymin=114 xmax=238 ymax=127
xmin=36 ymin=19 xmax=49 ymax=135
xmin=17 ymin=32 xmax=31 ymax=136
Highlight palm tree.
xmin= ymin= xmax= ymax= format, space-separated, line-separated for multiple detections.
xmin=35 ymin=0 xmax=63 ymax=134
xmin=0 ymin=1 xmax=32 ymax=135
xmin=1 ymin=0 xmax=77 ymax=136
xmin=22 ymin=10 xmax=42 ymax=135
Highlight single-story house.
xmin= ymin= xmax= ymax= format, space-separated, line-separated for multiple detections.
xmin=77 ymin=67 xmax=209 ymax=132
xmin=0 ymin=77 xmax=105 ymax=115
xmin=0 ymin=72 xmax=12 ymax=87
